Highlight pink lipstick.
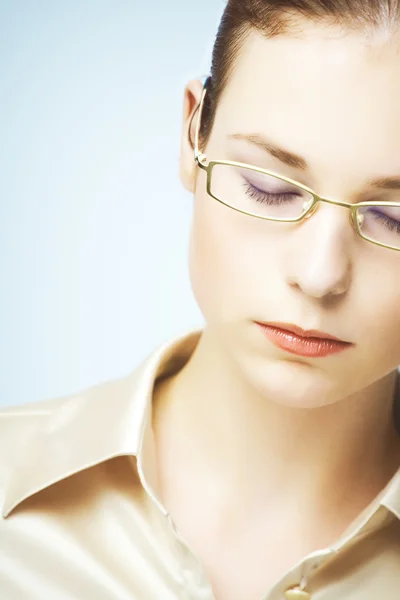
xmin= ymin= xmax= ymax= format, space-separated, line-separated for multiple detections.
xmin=256 ymin=322 xmax=353 ymax=358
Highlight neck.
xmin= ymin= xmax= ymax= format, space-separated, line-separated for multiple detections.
xmin=153 ymin=327 xmax=400 ymax=527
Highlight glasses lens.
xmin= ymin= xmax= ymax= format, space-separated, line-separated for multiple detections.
xmin=356 ymin=203 xmax=400 ymax=249
xmin=210 ymin=163 xmax=314 ymax=220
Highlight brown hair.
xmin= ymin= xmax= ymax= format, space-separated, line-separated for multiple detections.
xmin=191 ymin=0 xmax=400 ymax=148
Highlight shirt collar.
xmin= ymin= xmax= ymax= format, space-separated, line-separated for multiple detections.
xmin=2 ymin=330 xmax=201 ymax=518
xmin=3 ymin=331 xmax=400 ymax=526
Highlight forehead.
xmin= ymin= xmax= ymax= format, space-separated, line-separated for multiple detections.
xmin=217 ymin=27 xmax=400 ymax=184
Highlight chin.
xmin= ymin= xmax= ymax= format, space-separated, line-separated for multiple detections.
xmin=240 ymin=351 xmax=337 ymax=409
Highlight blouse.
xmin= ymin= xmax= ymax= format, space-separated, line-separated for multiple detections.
xmin=1 ymin=330 xmax=400 ymax=599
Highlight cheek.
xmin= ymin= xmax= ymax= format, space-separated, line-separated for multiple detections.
xmin=188 ymin=195 xmax=231 ymax=322
xmin=361 ymin=277 xmax=400 ymax=364
xmin=342 ymin=265 xmax=400 ymax=391
xmin=188 ymin=190 xmax=279 ymax=322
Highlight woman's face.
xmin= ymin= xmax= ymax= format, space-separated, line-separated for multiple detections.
xmin=180 ymin=22 xmax=400 ymax=408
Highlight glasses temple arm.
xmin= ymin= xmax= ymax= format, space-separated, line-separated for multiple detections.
xmin=194 ymin=84 xmax=208 ymax=165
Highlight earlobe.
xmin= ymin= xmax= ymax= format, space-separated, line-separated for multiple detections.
xmin=179 ymin=79 xmax=204 ymax=193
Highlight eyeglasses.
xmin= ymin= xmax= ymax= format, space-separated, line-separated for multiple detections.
xmin=193 ymin=81 xmax=400 ymax=252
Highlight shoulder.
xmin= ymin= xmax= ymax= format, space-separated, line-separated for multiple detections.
xmin=0 ymin=373 xmax=135 ymax=440
xmin=0 ymin=382 xmax=102 ymax=440
xmin=0 ymin=377 xmax=128 ymax=508
xmin=0 ymin=395 xmax=66 ymax=480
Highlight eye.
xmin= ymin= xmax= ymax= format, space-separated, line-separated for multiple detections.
xmin=209 ymin=162 xmax=314 ymax=219
xmin=243 ymin=181 xmax=301 ymax=204
xmin=357 ymin=204 xmax=400 ymax=247
xmin=240 ymin=168 xmax=307 ymax=206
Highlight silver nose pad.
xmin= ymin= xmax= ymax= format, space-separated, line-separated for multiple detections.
xmin=356 ymin=212 xmax=364 ymax=227
xmin=302 ymin=197 xmax=318 ymax=219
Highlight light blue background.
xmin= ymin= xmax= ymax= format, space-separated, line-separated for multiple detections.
xmin=0 ymin=1 xmax=225 ymax=406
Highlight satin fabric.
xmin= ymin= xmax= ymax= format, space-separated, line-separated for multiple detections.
xmin=1 ymin=330 xmax=400 ymax=599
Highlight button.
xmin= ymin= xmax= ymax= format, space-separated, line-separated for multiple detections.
xmin=284 ymin=587 xmax=311 ymax=599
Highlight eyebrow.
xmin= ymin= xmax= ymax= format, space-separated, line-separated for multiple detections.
xmin=228 ymin=132 xmax=400 ymax=191
xmin=228 ymin=133 xmax=308 ymax=170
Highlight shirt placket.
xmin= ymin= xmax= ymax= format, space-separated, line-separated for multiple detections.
xmin=268 ymin=504 xmax=391 ymax=600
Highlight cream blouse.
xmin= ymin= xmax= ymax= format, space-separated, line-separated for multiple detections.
xmin=1 ymin=330 xmax=400 ymax=599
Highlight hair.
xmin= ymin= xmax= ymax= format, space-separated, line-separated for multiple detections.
xmin=190 ymin=0 xmax=400 ymax=149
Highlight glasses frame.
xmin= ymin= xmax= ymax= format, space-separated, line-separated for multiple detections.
xmin=193 ymin=82 xmax=400 ymax=252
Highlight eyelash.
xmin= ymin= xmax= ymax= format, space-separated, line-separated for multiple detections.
xmin=243 ymin=182 xmax=298 ymax=205
xmin=371 ymin=210 xmax=400 ymax=233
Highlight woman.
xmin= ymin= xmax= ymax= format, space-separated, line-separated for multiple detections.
xmin=1 ymin=1 xmax=400 ymax=599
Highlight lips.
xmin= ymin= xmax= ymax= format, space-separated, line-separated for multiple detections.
xmin=255 ymin=321 xmax=353 ymax=358
xmin=261 ymin=321 xmax=347 ymax=343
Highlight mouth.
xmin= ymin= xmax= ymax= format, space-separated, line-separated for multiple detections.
xmin=255 ymin=321 xmax=354 ymax=358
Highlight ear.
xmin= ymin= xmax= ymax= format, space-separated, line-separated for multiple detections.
xmin=179 ymin=79 xmax=205 ymax=193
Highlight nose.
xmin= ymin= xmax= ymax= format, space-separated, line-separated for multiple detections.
xmin=285 ymin=202 xmax=353 ymax=300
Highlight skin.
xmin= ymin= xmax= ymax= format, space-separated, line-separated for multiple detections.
xmin=153 ymin=20 xmax=400 ymax=600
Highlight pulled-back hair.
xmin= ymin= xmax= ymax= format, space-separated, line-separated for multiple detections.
xmin=193 ymin=0 xmax=400 ymax=147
